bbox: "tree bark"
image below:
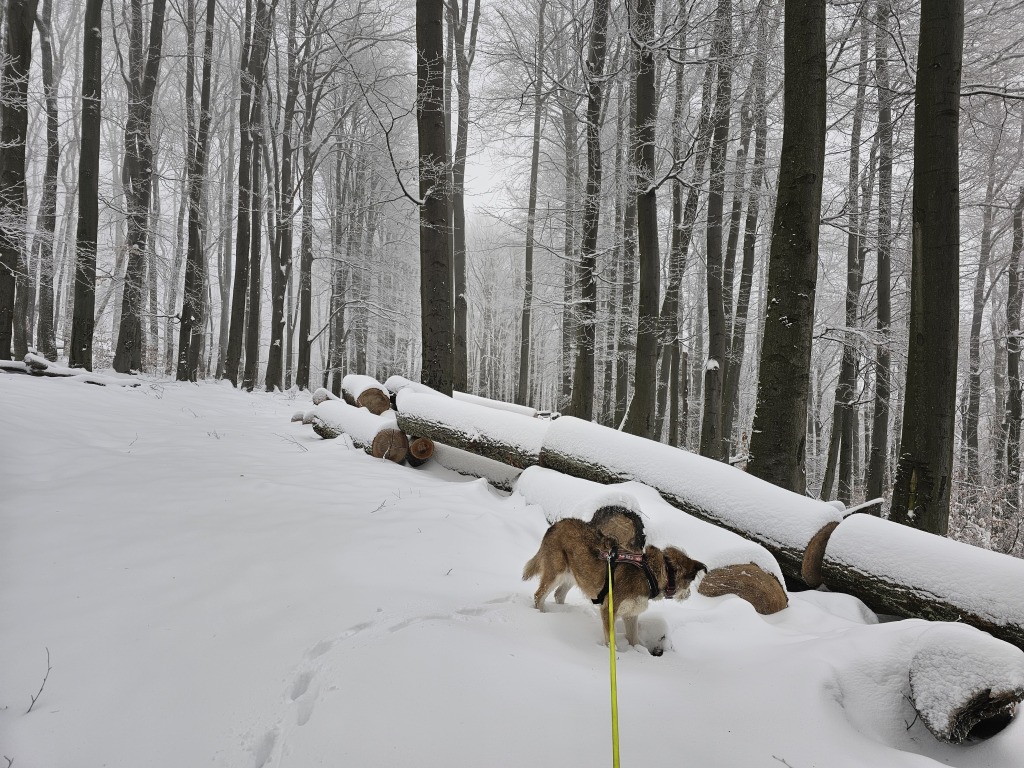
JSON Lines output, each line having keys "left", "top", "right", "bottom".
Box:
{"left": 569, "top": 0, "right": 610, "bottom": 421}
{"left": 0, "top": 0, "right": 38, "bottom": 360}
{"left": 622, "top": 0, "right": 660, "bottom": 439}
{"left": 746, "top": 0, "right": 826, "bottom": 493}
{"left": 69, "top": 0, "right": 104, "bottom": 371}
{"left": 417, "top": 0, "right": 454, "bottom": 395}
{"left": 1001, "top": 190, "right": 1024, "bottom": 551}
{"left": 889, "top": 0, "right": 964, "bottom": 534}
{"left": 176, "top": 0, "right": 216, "bottom": 381}
{"left": 32, "top": 0, "right": 58, "bottom": 361}
{"left": 866, "top": 0, "right": 893, "bottom": 501}
{"left": 517, "top": 0, "right": 544, "bottom": 406}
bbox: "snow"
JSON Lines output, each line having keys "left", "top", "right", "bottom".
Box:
{"left": 824, "top": 514, "right": 1024, "bottom": 629}
{"left": 544, "top": 416, "right": 843, "bottom": 552}
{"left": 453, "top": 390, "right": 538, "bottom": 418}
{"left": 341, "top": 373, "right": 389, "bottom": 401}
{"left": 2, "top": 373, "right": 1023, "bottom": 768}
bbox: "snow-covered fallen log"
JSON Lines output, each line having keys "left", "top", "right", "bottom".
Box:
{"left": 341, "top": 374, "right": 391, "bottom": 415}
{"left": 0, "top": 354, "right": 139, "bottom": 387}
{"left": 908, "top": 622, "right": 1024, "bottom": 743}
{"left": 383, "top": 375, "right": 439, "bottom": 398}
{"left": 821, "top": 513, "right": 1024, "bottom": 651}
{"left": 433, "top": 443, "right": 525, "bottom": 491}
{"left": 514, "top": 467, "right": 789, "bottom": 614}
{"left": 311, "top": 400, "right": 407, "bottom": 463}
{"left": 394, "top": 389, "right": 549, "bottom": 470}
{"left": 539, "top": 417, "right": 843, "bottom": 586}
{"left": 453, "top": 391, "right": 538, "bottom": 418}
{"left": 311, "top": 387, "right": 338, "bottom": 405}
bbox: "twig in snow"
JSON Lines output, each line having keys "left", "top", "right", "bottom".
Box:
{"left": 274, "top": 433, "right": 309, "bottom": 453}
{"left": 369, "top": 500, "right": 388, "bottom": 514}
{"left": 772, "top": 757, "right": 797, "bottom": 768}
{"left": 26, "top": 648, "right": 51, "bottom": 714}
{"left": 5, "top": 755, "right": 14, "bottom": 767}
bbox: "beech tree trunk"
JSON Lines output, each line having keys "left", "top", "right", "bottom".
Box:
{"left": 0, "top": 0, "right": 38, "bottom": 360}
{"left": 32, "top": 0, "right": 58, "bottom": 361}
{"left": 69, "top": 0, "right": 104, "bottom": 371}
{"left": 569, "top": 0, "right": 610, "bottom": 421}
{"left": 747, "top": 0, "right": 826, "bottom": 493}
{"left": 1001, "top": 190, "right": 1024, "bottom": 550}
{"left": 622, "top": 0, "right": 660, "bottom": 439}
{"left": 416, "top": 0, "right": 454, "bottom": 395}
{"left": 890, "top": 0, "right": 964, "bottom": 534}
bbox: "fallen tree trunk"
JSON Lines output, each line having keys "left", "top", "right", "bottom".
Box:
{"left": 540, "top": 417, "right": 842, "bottom": 586}
{"left": 394, "top": 390, "right": 548, "bottom": 470}
{"left": 342, "top": 374, "right": 392, "bottom": 415}
{"left": 908, "top": 622, "right": 1024, "bottom": 743}
{"left": 432, "top": 443, "right": 525, "bottom": 491}
{"left": 514, "top": 466, "right": 788, "bottom": 614}
{"left": 822, "top": 514, "right": 1024, "bottom": 652}
{"left": 311, "top": 400, "right": 406, "bottom": 463}
{"left": 453, "top": 390, "right": 538, "bottom": 418}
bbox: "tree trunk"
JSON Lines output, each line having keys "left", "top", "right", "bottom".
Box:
{"left": 1001, "top": 190, "right": 1024, "bottom": 551}
{"left": 518, "top": 0, "right": 544, "bottom": 406}
{"left": 69, "top": 0, "right": 104, "bottom": 371}
{"left": 866, "top": 0, "right": 893, "bottom": 501}
{"left": 416, "top": 0, "right": 454, "bottom": 395}
{"left": 746, "top": 0, "right": 827, "bottom": 493}
{"left": 700, "top": 0, "right": 733, "bottom": 460}
{"left": 112, "top": 0, "right": 167, "bottom": 373}
{"left": 622, "top": 0, "right": 660, "bottom": 439}
{"left": 569, "top": 0, "right": 610, "bottom": 421}
{"left": 176, "top": 0, "right": 216, "bottom": 381}
{"left": 32, "top": 0, "right": 58, "bottom": 361}
{"left": 889, "top": 0, "right": 964, "bottom": 535}
{"left": 0, "top": 0, "right": 38, "bottom": 360}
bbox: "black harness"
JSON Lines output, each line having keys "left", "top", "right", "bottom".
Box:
{"left": 593, "top": 547, "right": 672, "bottom": 605}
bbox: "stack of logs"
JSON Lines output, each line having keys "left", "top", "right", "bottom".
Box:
{"left": 295, "top": 372, "right": 1024, "bottom": 744}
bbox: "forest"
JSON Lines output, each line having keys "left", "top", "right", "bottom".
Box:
{"left": 0, "top": 0, "right": 1021, "bottom": 554}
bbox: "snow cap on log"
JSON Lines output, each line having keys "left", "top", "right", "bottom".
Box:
{"left": 822, "top": 513, "right": 1024, "bottom": 651}
{"left": 342, "top": 374, "right": 392, "bottom": 415}
{"left": 909, "top": 622, "right": 1024, "bottom": 743}
{"left": 514, "top": 467, "right": 788, "bottom": 613}
{"left": 539, "top": 417, "right": 842, "bottom": 585}
{"left": 453, "top": 390, "right": 538, "bottom": 418}
{"left": 432, "top": 443, "right": 525, "bottom": 491}
{"left": 311, "top": 400, "right": 399, "bottom": 451}
{"left": 395, "top": 389, "right": 549, "bottom": 469}
{"left": 311, "top": 387, "right": 338, "bottom": 405}
{"left": 384, "top": 375, "right": 441, "bottom": 397}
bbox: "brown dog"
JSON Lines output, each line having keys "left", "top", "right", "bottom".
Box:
{"left": 522, "top": 517, "right": 707, "bottom": 647}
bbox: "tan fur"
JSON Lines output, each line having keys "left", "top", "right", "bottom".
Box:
{"left": 523, "top": 518, "right": 706, "bottom": 646}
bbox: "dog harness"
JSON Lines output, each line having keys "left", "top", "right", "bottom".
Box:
{"left": 593, "top": 547, "right": 662, "bottom": 604}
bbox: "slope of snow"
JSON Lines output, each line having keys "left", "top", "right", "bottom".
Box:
{"left": 1, "top": 374, "right": 1022, "bottom": 768}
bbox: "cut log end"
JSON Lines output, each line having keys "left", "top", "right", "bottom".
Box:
{"left": 409, "top": 436, "right": 434, "bottom": 461}
{"left": 357, "top": 388, "right": 392, "bottom": 415}
{"left": 801, "top": 521, "right": 840, "bottom": 588}
{"left": 698, "top": 563, "right": 789, "bottom": 615}
{"left": 371, "top": 429, "right": 409, "bottom": 464}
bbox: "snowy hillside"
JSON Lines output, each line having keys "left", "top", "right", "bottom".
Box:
{"left": 1, "top": 374, "right": 1022, "bottom": 767}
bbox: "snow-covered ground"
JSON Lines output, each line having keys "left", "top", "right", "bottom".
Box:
{"left": 2, "top": 374, "right": 1022, "bottom": 768}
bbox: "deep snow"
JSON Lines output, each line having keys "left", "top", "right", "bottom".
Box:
{"left": 2, "top": 374, "right": 1022, "bottom": 767}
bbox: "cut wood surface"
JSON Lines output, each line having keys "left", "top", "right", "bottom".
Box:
{"left": 394, "top": 389, "right": 548, "bottom": 470}
{"left": 407, "top": 436, "right": 435, "bottom": 467}
{"left": 539, "top": 417, "right": 842, "bottom": 586}
{"left": 311, "top": 400, "right": 404, "bottom": 462}
{"left": 371, "top": 429, "right": 409, "bottom": 463}
{"left": 514, "top": 466, "right": 788, "bottom": 614}
{"left": 342, "top": 374, "right": 392, "bottom": 415}
{"left": 822, "top": 514, "right": 1024, "bottom": 651}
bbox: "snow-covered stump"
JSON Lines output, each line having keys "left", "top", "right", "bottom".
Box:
{"left": 311, "top": 400, "right": 407, "bottom": 463}
{"left": 821, "top": 514, "right": 1024, "bottom": 652}
{"left": 539, "top": 417, "right": 843, "bottom": 586}
{"left": 394, "top": 390, "right": 549, "bottom": 470}
{"left": 341, "top": 375, "right": 392, "bottom": 415}
{"left": 908, "top": 622, "right": 1024, "bottom": 743}
{"left": 514, "top": 467, "right": 789, "bottom": 614}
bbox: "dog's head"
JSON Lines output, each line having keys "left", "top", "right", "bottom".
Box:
{"left": 662, "top": 547, "right": 708, "bottom": 600}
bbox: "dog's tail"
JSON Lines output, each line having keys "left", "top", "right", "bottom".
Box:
{"left": 522, "top": 552, "right": 542, "bottom": 581}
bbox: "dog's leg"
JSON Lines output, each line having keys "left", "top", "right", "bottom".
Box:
{"left": 601, "top": 601, "right": 613, "bottom": 646}
{"left": 553, "top": 575, "right": 572, "bottom": 605}
{"left": 533, "top": 572, "right": 557, "bottom": 611}
{"left": 623, "top": 615, "right": 640, "bottom": 646}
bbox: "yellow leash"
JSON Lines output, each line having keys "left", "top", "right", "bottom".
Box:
{"left": 607, "top": 558, "right": 621, "bottom": 768}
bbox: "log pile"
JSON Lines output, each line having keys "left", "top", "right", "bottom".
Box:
{"left": 342, "top": 374, "right": 392, "bottom": 415}
{"left": 311, "top": 399, "right": 407, "bottom": 463}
